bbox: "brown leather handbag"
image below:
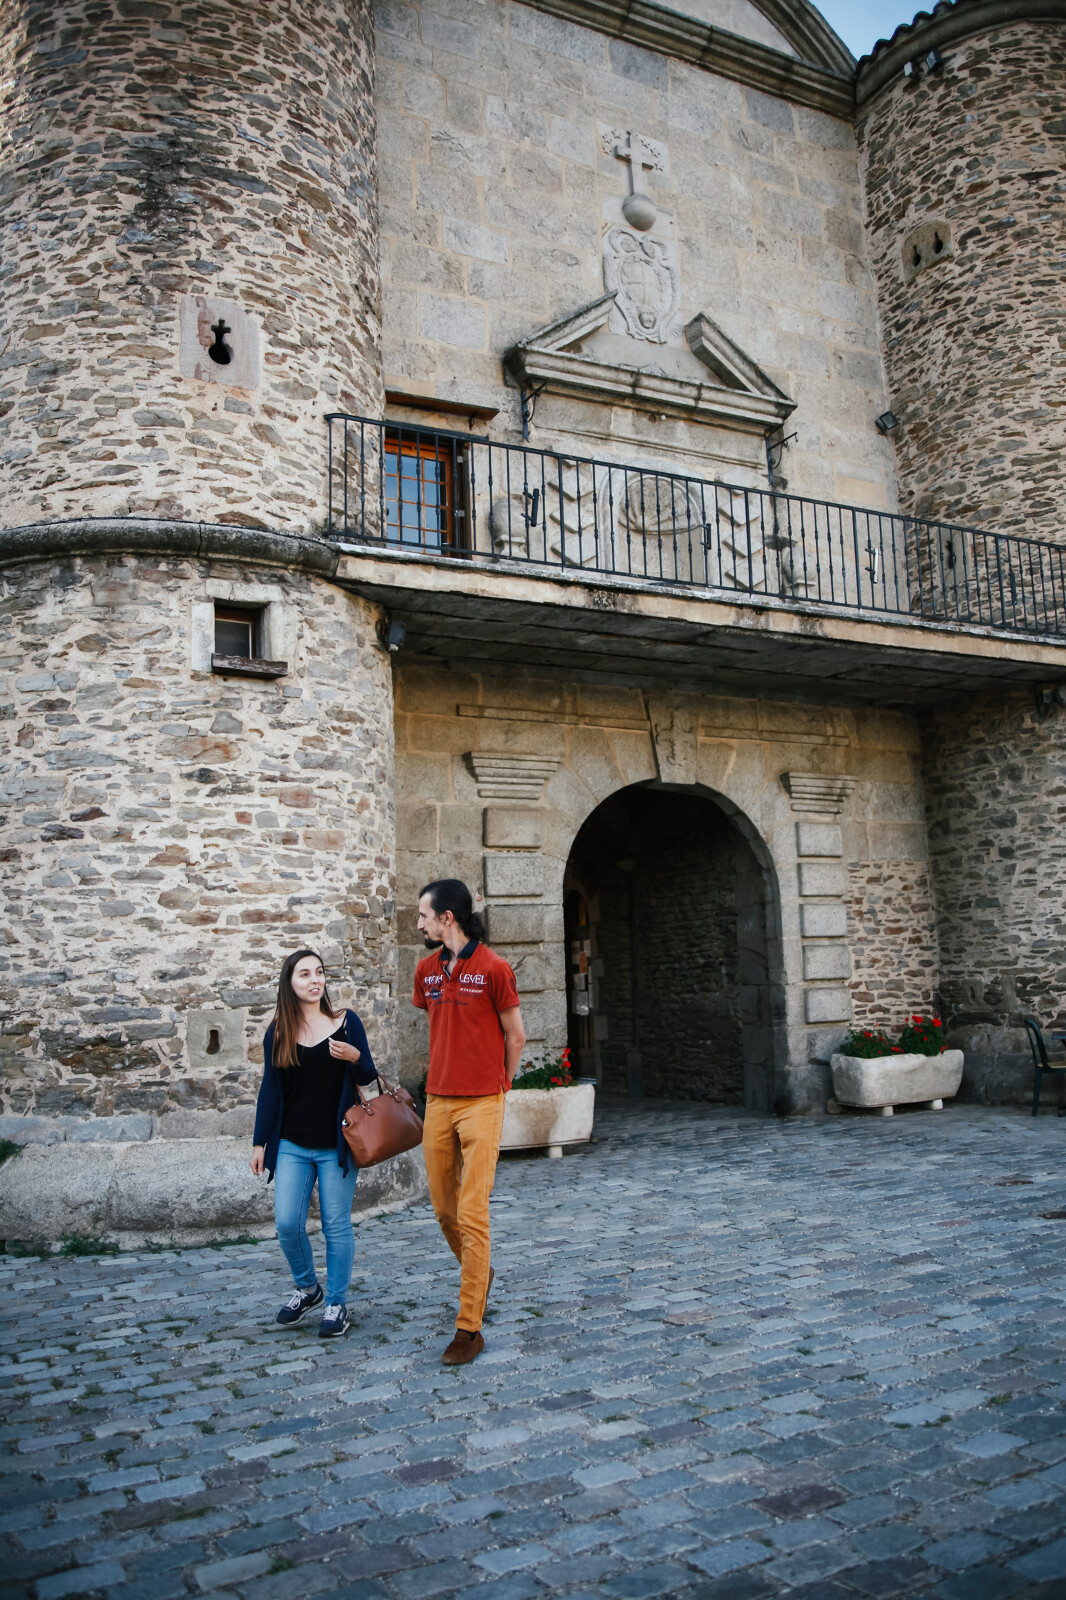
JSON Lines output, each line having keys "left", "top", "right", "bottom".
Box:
{"left": 340, "top": 1077, "right": 423, "bottom": 1168}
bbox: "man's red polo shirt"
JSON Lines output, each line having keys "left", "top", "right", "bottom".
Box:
{"left": 412, "top": 939, "right": 520, "bottom": 1096}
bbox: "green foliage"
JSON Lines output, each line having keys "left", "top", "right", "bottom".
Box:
{"left": 59, "top": 1234, "right": 120, "bottom": 1257}
{"left": 841, "top": 1014, "right": 947, "bottom": 1058}
{"left": 839, "top": 1028, "right": 900, "bottom": 1058}
{"left": 1, "top": 1239, "right": 51, "bottom": 1259}
{"left": 511, "top": 1046, "right": 574, "bottom": 1090}
{"left": 896, "top": 1015, "right": 947, "bottom": 1056}
{"left": 0, "top": 1138, "right": 22, "bottom": 1166}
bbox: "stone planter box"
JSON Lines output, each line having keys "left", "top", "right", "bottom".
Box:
{"left": 829, "top": 1049, "right": 964, "bottom": 1116}
{"left": 500, "top": 1082, "right": 595, "bottom": 1157}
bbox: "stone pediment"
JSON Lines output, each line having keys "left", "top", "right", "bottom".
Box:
{"left": 505, "top": 295, "right": 795, "bottom": 436}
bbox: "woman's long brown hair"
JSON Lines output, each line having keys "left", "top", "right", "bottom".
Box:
{"left": 272, "top": 948, "right": 340, "bottom": 1069}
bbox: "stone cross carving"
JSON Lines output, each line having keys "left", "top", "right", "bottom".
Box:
{"left": 599, "top": 125, "right": 667, "bottom": 232}
{"left": 600, "top": 125, "right": 666, "bottom": 177}
{"left": 614, "top": 131, "right": 658, "bottom": 191}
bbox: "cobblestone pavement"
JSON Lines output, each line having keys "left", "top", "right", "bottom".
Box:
{"left": 4, "top": 1102, "right": 1066, "bottom": 1600}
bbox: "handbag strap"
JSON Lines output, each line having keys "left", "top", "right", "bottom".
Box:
{"left": 343, "top": 1071, "right": 391, "bottom": 1123}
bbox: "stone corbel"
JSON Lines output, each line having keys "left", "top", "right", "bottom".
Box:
{"left": 467, "top": 751, "right": 561, "bottom": 801}
{"left": 781, "top": 773, "right": 856, "bottom": 815}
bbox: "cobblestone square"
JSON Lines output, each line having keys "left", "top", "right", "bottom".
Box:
{"left": 4, "top": 1103, "right": 1066, "bottom": 1600}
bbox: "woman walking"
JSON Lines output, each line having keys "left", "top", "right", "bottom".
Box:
{"left": 251, "top": 948, "right": 379, "bottom": 1337}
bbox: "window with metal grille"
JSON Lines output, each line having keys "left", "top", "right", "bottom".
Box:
{"left": 383, "top": 429, "right": 467, "bottom": 553}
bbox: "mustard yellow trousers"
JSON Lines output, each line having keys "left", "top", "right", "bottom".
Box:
{"left": 422, "top": 1091, "right": 506, "bottom": 1333}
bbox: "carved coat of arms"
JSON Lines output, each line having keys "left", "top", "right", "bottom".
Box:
{"left": 603, "top": 225, "right": 682, "bottom": 346}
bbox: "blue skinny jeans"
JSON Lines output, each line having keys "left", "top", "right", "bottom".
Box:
{"left": 273, "top": 1138, "right": 358, "bottom": 1306}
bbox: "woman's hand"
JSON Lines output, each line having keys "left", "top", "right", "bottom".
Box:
{"left": 329, "top": 1039, "right": 362, "bottom": 1064}
{"left": 250, "top": 1146, "right": 265, "bottom": 1176}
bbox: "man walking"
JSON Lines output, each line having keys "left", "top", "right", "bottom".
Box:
{"left": 414, "top": 878, "right": 525, "bottom": 1365}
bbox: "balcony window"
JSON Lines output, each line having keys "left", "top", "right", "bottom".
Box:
{"left": 384, "top": 429, "right": 467, "bottom": 553}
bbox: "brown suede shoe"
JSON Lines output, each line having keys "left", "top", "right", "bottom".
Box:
{"left": 442, "top": 1329, "right": 484, "bottom": 1366}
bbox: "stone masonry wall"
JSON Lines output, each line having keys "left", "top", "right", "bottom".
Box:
{"left": 921, "top": 687, "right": 1066, "bottom": 1103}
{"left": 375, "top": 0, "right": 898, "bottom": 506}
{"left": 0, "top": 553, "right": 396, "bottom": 1121}
{"left": 858, "top": 22, "right": 1066, "bottom": 538}
{"left": 0, "top": 0, "right": 381, "bottom": 533}
{"left": 845, "top": 859, "right": 939, "bottom": 1031}
{"left": 843, "top": 716, "right": 937, "bottom": 1035}
{"left": 394, "top": 660, "right": 937, "bottom": 1105}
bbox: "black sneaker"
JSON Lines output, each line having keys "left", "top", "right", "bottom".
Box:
{"left": 276, "top": 1284, "right": 323, "bottom": 1326}
{"left": 319, "top": 1303, "right": 350, "bottom": 1339}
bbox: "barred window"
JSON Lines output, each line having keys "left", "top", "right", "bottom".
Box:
{"left": 383, "top": 429, "right": 468, "bottom": 553}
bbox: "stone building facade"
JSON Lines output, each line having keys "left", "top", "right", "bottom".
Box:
{"left": 1, "top": 0, "right": 1065, "bottom": 1237}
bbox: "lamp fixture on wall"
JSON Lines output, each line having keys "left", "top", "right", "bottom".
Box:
{"left": 903, "top": 49, "right": 944, "bottom": 83}
{"left": 875, "top": 411, "right": 899, "bottom": 435}
{"left": 1035, "top": 683, "right": 1066, "bottom": 719}
{"left": 378, "top": 616, "right": 406, "bottom": 653}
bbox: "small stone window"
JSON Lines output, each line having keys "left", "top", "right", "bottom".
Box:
{"left": 211, "top": 603, "right": 287, "bottom": 679}
{"left": 214, "top": 604, "right": 260, "bottom": 659}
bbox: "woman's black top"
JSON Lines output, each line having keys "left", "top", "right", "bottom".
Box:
{"left": 280, "top": 1022, "right": 348, "bottom": 1150}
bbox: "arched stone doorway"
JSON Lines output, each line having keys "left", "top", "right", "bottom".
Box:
{"left": 563, "top": 783, "right": 783, "bottom": 1110}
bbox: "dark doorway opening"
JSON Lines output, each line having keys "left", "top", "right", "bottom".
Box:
{"left": 563, "top": 784, "right": 780, "bottom": 1107}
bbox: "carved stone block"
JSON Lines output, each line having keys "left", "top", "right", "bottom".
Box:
{"left": 186, "top": 1008, "right": 246, "bottom": 1074}
{"left": 483, "top": 853, "right": 544, "bottom": 898}
{"left": 798, "top": 861, "right": 848, "bottom": 898}
{"left": 483, "top": 806, "right": 542, "bottom": 849}
{"left": 796, "top": 821, "right": 844, "bottom": 858}
{"left": 179, "top": 295, "right": 260, "bottom": 389}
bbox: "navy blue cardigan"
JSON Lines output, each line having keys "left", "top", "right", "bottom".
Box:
{"left": 253, "top": 1010, "right": 379, "bottom": 1181}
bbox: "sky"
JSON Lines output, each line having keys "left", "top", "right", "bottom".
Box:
{"left": 813, "top": 0, "right": 918, "bottom": 59}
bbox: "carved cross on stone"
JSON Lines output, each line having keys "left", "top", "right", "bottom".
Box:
{"left": 614, "top": 131, "right": 658, "bottom": 193}
{"left": 611, "top": 130, "right": 653, "bottom": 183}
{"left": 603, "top": 127, "right": 664, "bottom": 231}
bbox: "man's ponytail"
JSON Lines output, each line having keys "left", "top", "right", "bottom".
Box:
{"left": 419, "top": 878, "right": 484, "bottom": 941}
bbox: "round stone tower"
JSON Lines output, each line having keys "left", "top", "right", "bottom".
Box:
{"left": 0, "top": 0, "right": 381, "bottom": 530}
{"left": 856, "top": 5, "right": 1066, "bottom": 540}
{"left": 858, "top": 5, "right": 1066, "bottom": 1107}
{"left": 0, "top": 0, "right": 400, "bottom": 1225}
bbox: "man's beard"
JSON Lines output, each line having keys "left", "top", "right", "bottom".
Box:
{"left": 423, "top": 936, "right": 444, "bottom": 950}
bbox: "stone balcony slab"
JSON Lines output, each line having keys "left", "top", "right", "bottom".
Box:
{"left": 336, "top": 547, "right": 1066, "bottom": 708}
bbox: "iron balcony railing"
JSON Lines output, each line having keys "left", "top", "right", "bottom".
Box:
{"left": 325, "top": 414, "right": 1066, "bottom": 638}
